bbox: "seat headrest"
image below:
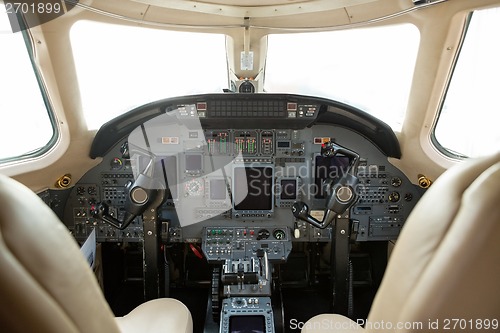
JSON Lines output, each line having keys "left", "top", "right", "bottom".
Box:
{"left": 0, "top": 174, "right": 120, "bottom": 333}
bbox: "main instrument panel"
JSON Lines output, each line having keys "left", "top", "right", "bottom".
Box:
{"left": 61, "top": 94, "right": 424, "bottom": 245}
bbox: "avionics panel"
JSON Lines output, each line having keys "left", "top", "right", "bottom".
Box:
{"left": 64, "top": 122, "right": 424, "bottom": 243}
{"left": 260, "top": 130, "right": 274, "bottom": 155}
{"left": 185, "top": 154, "right": 203, "bottom": 174}
{"left": 275, "top": 177, "right": 301, "bottom": 208}
{"left": 220, "top": 297, "right": 274, "bottom": 333}
{"left": 202, "top": 227, "right": 292, "bottom": 263}
{"left": 234, "top": 131, "right": 258, "bottom": 155}
{"left": 229, "top": 315, "right": 266, "bottom": 333}
{"left": 233, "top": 164, "right": 274, "bottom": 219}
{"left": 206, "top": 131, "right": 230, "bottom": 155}
{"left": 208, "top": 178, "right": 229, "bottom": 201}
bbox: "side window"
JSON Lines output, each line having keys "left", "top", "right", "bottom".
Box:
{"left": 434, "top": 7, "right": 500, "bottom": 158}
{"left": 0, "top": 10, "right": 55, "bottom": 162}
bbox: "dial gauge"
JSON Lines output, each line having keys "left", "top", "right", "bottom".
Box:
{"left": 257, "top": 229, "right": 270, "bottom": 240}
{"left": 273, "top": 229, "right": 286, "bottom": 240}
{"left": 391, "top": 177, "right": 402, "bottom": 187}
{"left": 110, "top": 157, "right": 123, "bottom": 170}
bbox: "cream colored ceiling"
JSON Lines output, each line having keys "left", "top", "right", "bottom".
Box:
{"left": 130, "top": 0, "right": 377, "bottom": 18}
{"left": 196, "top": 0, "right": 309, "bottom": 5}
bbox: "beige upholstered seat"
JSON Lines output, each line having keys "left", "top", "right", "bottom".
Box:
{"left": 303, "top": 153, "right": 500, "bottom": 333}
{"left": 0, "top": 174, "right": 192, "bottom": 333}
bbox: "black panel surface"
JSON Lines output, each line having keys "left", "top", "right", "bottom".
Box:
{"left": 90, "top": 94, "right": 400, "bottom": 159}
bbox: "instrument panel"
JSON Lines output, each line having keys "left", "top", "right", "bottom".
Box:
{"left": 51, "top": 94, "right": 426, "bottom": 329}
{"left": 63, "top": 110, "right": 424, "bottom": 244}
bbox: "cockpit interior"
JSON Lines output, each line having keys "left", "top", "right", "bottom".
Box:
{"left": 0, "top": 1, "right": 499, "bottom": 332}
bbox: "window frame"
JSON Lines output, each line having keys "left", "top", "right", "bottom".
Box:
{"left": 431, "top": 9, "right": 500, "bottom": 159}
{"left": 0, "top": 12, "right": 58, "bottom": 164}
{"left": 430, "top": 12, "right": 472, "bottom": 159}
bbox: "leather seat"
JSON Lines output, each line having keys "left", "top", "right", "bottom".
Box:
{"left": 303, "top": 153, "right": 500, "bottom": 333}
{"left": 0, "top": 174, "right": 193, "bottom": 333}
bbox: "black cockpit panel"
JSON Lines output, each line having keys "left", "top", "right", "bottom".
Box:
{"left": 66, "top": 94, "right": 422, "bottom": 245}
{"left": 90, "top": 94, "right": 401, "bottom": 159}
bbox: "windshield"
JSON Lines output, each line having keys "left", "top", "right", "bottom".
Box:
{"left": 71, "top": 20, "right": 229, "bottom": 130}
{"left": 265, "top": 24, "right": 420, "bottom": 131}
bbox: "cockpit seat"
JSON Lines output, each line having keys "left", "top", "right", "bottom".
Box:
{"left": 302, "top": 153, "right": 500, "bottom": 332}
{"left": 0, "top": 174, "right": 192, "bottom": 333}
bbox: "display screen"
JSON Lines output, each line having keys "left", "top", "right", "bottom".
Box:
{"left": 234, "top": 166, "right": 273, "bottom": 211}
{"left": 280, "top": 179, "right": 297, "bottom": 200}
{"left": 314, "top": 155, "right": 350, "bottom": 199}
{"left": 229, "top": 315, "right": 266, "bottom": 333}
{"left": 277, "top": 141, "right": 290, "bottom": 148}
{"left": 185, "top": 154, "right": 202, "bottom": 171}
{"left": 210, "top": 179, "right": 227, "bottom": 200}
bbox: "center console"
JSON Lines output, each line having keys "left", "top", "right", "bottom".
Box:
{"left": 202, "top": 226, "right": 292, "bottom": 333}
{"left": 220, "top": 297, "right": 274, "bottom": 333}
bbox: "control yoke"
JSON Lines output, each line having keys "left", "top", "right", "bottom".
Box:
{"left": 92, "top": 159, "right": 167, "bottom": 229}
{"left": 292, "top": 141, "right": 359, "bottom": 229}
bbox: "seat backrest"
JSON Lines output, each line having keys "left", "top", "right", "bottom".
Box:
{"left": 366, "top": 153, "right": 500, "bottom": 331}
{"left": 0, "top": 174, "right": 121, "bottom": 333}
